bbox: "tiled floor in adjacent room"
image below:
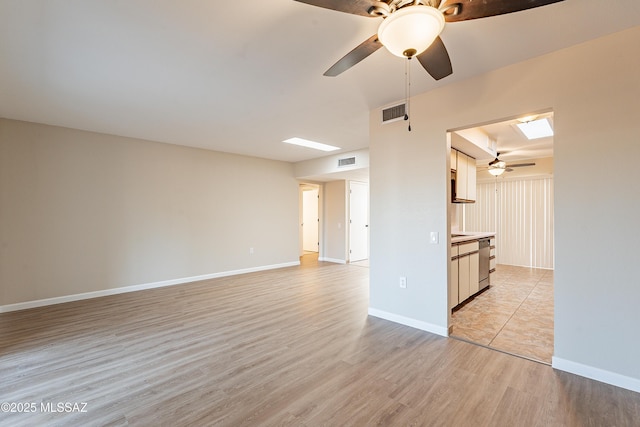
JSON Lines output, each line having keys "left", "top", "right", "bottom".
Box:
{"left": 451, "top": 264, "right": 554, "bottom": 364}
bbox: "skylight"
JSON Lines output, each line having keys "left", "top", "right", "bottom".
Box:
{"left": 516, "top": 118, "right": 554, "bottom": 140}
{"left": 283, "top": 137, "right": 340, "bottom": 152}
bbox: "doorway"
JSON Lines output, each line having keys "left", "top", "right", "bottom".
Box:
{"left": 449, "top": 112, "right": 555, "bottom": 364}
{"left": 349, "top": 181, "right": 369, "bottom": 263}
{"left": 300, "top": 185, "right": 319, "bottom": 255}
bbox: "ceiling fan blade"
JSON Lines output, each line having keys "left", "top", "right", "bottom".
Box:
{"left": 416, "top": 36, "right": 452, "bottom": 80}
{"left": 444, "top": 0, "right": 565, "bottom": 22}
{"left": 323, "top": 34, "right": 382, "bottom": 76}
{"left": 293, "top": 0, "right": 378, "bottom": 17}
{"left": 506, "top": 162, "right": 536, "bottom": 168}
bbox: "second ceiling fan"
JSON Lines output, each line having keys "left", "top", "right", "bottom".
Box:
{"left": 486, "top": 153, "right": 535, "bottom": 176}
{"left": 295, "top": 0, "right": 565, "bottom": 79}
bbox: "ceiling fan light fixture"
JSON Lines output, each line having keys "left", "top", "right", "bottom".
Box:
{"left": 488, "top": 166, "right": 506, "bottom": 176}
{"left": 377, "top": 6, "right": 445, "bottom": 58}
{"left": 488, "top": 156, "right": 506, "bottom": 175}
{"left": 488, "top": 158, "right": 506, "bottom": 168}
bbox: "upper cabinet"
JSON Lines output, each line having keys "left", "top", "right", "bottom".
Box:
{"left": 457, "top": 150, "right": 468, "bottom": 200}
{"left": 466, "top": 152, "right": 476, "bottom": 201}
{"left": 452, "top": 149, "right": 476, "bottom": 203}
{"left": 450, "top": 149, "right": 457, "bottom": 171}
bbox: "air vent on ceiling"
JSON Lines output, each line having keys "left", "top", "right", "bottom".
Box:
{"left": 338, "top": 157, "right": 356, "bottom": 167}
{"left": 382, "top": 103, "right": 406, "bottom": 124}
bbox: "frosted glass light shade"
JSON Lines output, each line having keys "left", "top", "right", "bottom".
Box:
{"left": 488, "top": 166, "right": 506, "bottom": 176}
{"left": 377, "top": 6, "right": 445, "bottom": 58}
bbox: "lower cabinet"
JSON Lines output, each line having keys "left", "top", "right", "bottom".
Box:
{"left": 449, "top": 257, "right": 459, "bottom": 310}
{"left": 451, "top": 240, "right": 480, "bottom": 308}
{"left": 489, "top": 238, "right": 496, "bottom": 273}
{"left": 469, "top": 252, "right": 479, "bottom": 295}
{"left": 458, "top": 255, "right": 470, "bottom": 302}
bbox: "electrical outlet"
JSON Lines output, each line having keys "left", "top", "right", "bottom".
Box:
{"left": 399, "top": 276, "right": 407, "bottom": 289}
{"left": 249, "top": 247, "right": 254, "bottom": 255}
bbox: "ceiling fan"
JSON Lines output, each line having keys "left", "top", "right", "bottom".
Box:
{"left": 295, "top": 0, "right": 565, "bottom": 79}
{"left": 486, "top": 153, "right": 535, "bottom": 176}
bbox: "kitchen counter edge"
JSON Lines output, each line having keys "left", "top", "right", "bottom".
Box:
{"left": 451, "top": 232, "right": 496, "bottom": 244}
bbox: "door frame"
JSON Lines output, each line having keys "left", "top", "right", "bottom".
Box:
{"left": 298, "top": 183, "right": 323, "bottom": 257}
{"left": 348, "top": 180, "right": 369, "bottom": 262}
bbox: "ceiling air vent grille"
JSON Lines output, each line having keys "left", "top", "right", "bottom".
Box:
{"left": 382, "top": 103, "right": 406, "bottom": 124}
{"left": 338, "top": 157, "right": 356, "bottom": 167}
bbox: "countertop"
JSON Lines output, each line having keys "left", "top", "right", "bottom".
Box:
{"left": 451, "top": 232, "right": 496, "bottom": 244}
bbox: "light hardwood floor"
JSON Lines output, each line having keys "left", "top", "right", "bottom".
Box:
{"left": 451, "top": 265, "right": 554, "bottom": 364}
{"left": 1, "top": 257, "right": 639, "bottom": 426}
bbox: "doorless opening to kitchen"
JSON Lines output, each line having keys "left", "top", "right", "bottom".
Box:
{"left": 448, "top": 111, "right": 555, "bottom": 364}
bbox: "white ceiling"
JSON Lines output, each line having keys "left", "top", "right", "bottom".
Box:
{"left": 1, "top": 1, "right": 639, "bottom": 163}
{"left": 460, "top": 112, "right": 555, "bottom": 166}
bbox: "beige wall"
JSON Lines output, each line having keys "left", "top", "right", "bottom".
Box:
{"left": 369, "top": 27, "right": 640, "bottom": 389}
{"left": 294, "top": 149, "right": 369, "bottom": 180}
{"left": 0, "top": 119, "right": 300, "bottom": 307}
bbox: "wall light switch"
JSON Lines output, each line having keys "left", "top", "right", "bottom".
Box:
{"left": 430, "top": 232, "right": 439, "bottom": 244}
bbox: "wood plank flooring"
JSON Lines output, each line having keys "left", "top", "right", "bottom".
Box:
{"left": 451, "top": 265, "right": 554, "bottom": 363}
{"left": 1, "top": 257, "right": 639, "bottom": 426}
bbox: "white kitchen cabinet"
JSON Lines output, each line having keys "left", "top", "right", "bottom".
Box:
{"left": 459, "top": 241, "right": 479, "bottom": 256}
{"left": 467, "top": 156, "right": 477, "bottom": 201}
{"left": 457, "top": 151, "right": 468, "bottom": 201}
{"left": 489, "top": 238, "right": 496, "bottom": 273}
{"left": 450, "top": 258, "right": 459, "bottom": 310}
{"left": 451, "top": 240, "right": 480, "bottom": 307}
{"left": 469, "top": 252, "right": 479, "bottom": 295}
{"left": 452, "top": 149, "right": 476, "bottom": 202}
{"left": 458, "top": 254, "right": 470, "bottom": 303}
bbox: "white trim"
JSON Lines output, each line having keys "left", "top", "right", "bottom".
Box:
{"left": 368, "top": 307, "right": 449, "bottom": 337}
{"left": 319, "top": 257, "right": 347, "bottom": 264}
{"left": 0, "top": 261, "right": 300, "bottom": 313}
{"left": 552, "top": 357, "right": 640, "bottom": 393}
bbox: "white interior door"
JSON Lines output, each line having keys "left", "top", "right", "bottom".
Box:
{"left": 302, "top": 188, "right": 319, "bottom": 252}
{"left": 349, "top": 181, "right": 369, "bottom": 262}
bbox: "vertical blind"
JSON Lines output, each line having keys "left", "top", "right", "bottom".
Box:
{"left": 464, "top": 177, "right": 554, "bottom": 269}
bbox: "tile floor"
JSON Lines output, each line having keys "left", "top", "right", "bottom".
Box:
{"left": 450, "top": 264, "right": 554, "bottom": 364}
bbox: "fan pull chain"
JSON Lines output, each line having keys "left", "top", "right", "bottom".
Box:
{"left": 404, "top": 57, "right": 412, "bottom": 132}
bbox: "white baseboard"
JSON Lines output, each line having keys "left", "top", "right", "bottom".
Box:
{"left": 368, "top": 307, "right": 448, "bottom": 337}
{"left": 0, "top": 261, "right": 300, "bottom": 314}
{"left": 552, "top": 356, "right": 640, "bottom": 393}
{"left": 318, "top": 257, "right": 346, "bottom": 264}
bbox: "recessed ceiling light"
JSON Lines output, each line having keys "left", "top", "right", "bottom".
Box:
{"left": 516, "top": 118, "right": 554, "bottom": 140}
{"left": 283, "top": 137, "right": 340, "bottom": 152}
